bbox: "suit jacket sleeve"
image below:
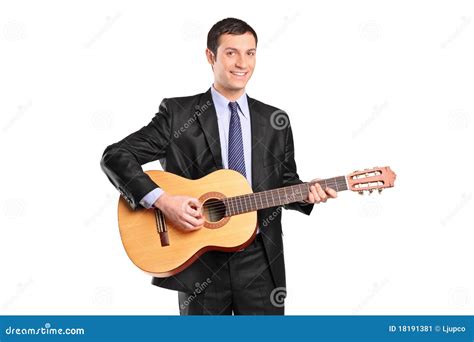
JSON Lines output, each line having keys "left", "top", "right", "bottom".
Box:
{"left": 100, "top": 99, "right": 172, "bottom": 209}
{"left": 281, "top": 122, "right": 314, "bottom": 215}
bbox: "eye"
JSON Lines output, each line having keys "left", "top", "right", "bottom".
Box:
{"left": 227, "top": 51, "right": 235, "bottom": 56}
{"left": 248, "top": 51, "right": 256, "bottom": 56}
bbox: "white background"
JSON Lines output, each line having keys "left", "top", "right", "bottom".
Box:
{"left": 1, "top": 0, "right": 473, "bottom": 315}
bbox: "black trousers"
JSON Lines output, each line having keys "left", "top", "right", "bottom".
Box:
{"left": 178, "top": 234, "right": 285, "bottom": 315}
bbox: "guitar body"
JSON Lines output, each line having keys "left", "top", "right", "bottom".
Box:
{"left": 118, "top": 169, "right": 257, "bottom": 278}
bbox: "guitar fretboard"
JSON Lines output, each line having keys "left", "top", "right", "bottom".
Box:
{"left": 223, "top": 176, "right": 348, "bottom": 216}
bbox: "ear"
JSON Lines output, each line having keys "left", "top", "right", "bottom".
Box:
{"left": 205, "top": 48, "right": 215, "bottom": 66}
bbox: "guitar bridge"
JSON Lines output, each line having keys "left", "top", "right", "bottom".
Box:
{"left": 154, "top": 209, "right": 169, "bottom": 247}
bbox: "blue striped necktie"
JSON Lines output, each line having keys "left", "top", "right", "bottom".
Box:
{"left": 228, "top": 101, "right": 246, "bottom": 177}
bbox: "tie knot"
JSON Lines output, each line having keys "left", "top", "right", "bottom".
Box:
{"left": 228, "top": 101, "right": 238, "bottom": 114}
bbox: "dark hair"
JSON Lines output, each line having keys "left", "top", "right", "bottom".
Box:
{"left": 207, "top": 18, "right": 258, "bottom": 56}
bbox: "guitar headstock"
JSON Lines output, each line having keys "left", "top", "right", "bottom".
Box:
{"left": 347, "top": 166, "right": 396, "bottom": 194}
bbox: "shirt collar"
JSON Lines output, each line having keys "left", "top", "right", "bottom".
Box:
{"left": 211, "top": 84, "right": 249, "bottom": 118}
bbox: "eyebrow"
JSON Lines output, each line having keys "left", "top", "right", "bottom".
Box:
{"left": 224, "top": 47, "right": 257, "bottom": 52}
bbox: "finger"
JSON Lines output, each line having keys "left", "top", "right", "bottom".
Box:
{"left": 186, "top": 223, "right": 202, "bottom": 231}
{"left": 180, "top": 221, "right": 201, "bottom": 232}
{"left": 186, "top": 205, "right": 202, "bottom": 218}
{"left": 188, "top": 198, "right": 204, "bottom": 218}
{"left": 183, "top": 215, "right": 204, "bottom": 228}
{"left": 315, "top": 184, "right": 327, "bottom": 202}
{"left": 326, "top": 187, "right": 337, "bottom": 198}
{"left": 310, "top": 185, "right": 321, "bottom": 203}
{"left": 188, "top": 198, "right": 202, "bottom": 210}
{"left": 183, "top": 214, "right": 204, "bottom": 228}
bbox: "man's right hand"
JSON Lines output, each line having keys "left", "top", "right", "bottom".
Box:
{"left": 153, "top": 193, "right": 204, "bottom": 232}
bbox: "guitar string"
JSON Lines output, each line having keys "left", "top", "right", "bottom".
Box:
{"left": 199, "top": 180, "right": 348, "bottom": 212}
{"left": 157, "top": 173, "right": 380, "bottom": 217}
{"left": 199, "top": 179, "right": 348, "bottom": 211}
{"left": 199, "top": 180, "right": 348, "bottom": 216}
{"left": 163, "top": 179, "right": 347, "bottom": 217}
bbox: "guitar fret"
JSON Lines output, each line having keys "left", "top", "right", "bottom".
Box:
{"left": 297, "top": 183, "right": 305, "bottom": 202}
{"left": 232, "top": 197, "right": 237, "bottom": 215}
{"left": 228, "top": 198, "right": 233, "bottom": 216}
{"left": 284, "top": 187, "right": 292, "bottom": 203}
{"left": 225, "top": 175, "right": 349, "bottom": 216}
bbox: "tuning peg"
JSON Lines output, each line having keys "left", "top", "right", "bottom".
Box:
{"left": 358, "top": 191, "right": 364, "bottom": 195}
{"left": 378, "top": 189, "right": 383, "bottom": 194}
{"left": 369, "top": 189, "right": 373, "bottom": 195}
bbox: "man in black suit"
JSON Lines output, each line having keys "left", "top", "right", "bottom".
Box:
{"left": 101, "top": 18, "right": 337, "bottom": 315}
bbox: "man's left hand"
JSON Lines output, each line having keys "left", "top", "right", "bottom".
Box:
{"left": 305, "top": 180, "right": 337, "bottom": 204}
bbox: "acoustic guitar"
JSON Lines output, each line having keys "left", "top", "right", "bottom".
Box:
{"left": 117, "top": 166, "right": 396, "bottom": 277}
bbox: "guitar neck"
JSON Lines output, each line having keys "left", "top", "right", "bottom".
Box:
{"left": 223, "top": 176, "right": 348, "bottom": 217}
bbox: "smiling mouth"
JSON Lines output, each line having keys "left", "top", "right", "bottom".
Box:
{"left": 230, "top": 71, "right": 248, "bottom": 77}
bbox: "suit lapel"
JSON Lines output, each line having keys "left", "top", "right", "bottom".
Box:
{"left": 196, "top": 90, "right": 266, "bottom": 189}
{"left": 196, "top": 89, "right": 223, "bottom": 169}
{"left": 248, "top": 96, "right": 266, "bottom": 192}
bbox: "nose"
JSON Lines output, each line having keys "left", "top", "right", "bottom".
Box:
{"left": 235, "top": 55, "right": 248, "bottom": 69}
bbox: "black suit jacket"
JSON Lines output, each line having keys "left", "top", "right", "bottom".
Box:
{"left": 101, "top": 89, "right": 313, "bottom": 293}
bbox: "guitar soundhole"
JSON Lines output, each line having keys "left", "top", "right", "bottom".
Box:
{"left": 202, "top": 198, "right": 226, "bottom": 223}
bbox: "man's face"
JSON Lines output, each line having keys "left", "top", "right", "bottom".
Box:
{"left": 207, "top": 32, "right": 256, "bottom": 94}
